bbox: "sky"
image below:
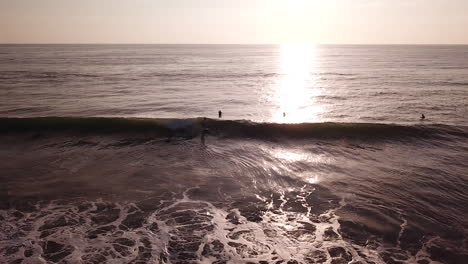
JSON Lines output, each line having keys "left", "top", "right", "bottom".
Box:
{"left": 1, "top": 0, "right": 467, "bottom": 44}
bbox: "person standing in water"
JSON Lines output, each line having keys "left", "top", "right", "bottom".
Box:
{"left": 201, "top": 117, "right": 209, "bottom": 145}
{"left": 218, "top": 110, "right": 222, "bottom": 118}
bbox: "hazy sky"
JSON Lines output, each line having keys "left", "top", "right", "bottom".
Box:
{"left": 1, "top": 0, "right": 467, "bottom": 44}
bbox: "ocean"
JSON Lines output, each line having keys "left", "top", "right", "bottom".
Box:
{"left": 0, "top": 45, "right": 467, "bottom": 264}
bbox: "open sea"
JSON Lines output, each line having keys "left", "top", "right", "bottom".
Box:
{"left": 0, "top": 45, "right": 467, "bottom": 264}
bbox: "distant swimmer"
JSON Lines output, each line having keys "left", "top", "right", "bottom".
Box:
{"left": 283, "top": 112, "right": 286, "bottom": 117}
{"left": 218, "top": 110, "right": 222, "bottom": 118}
{"left": 421, "top": 113, "right": 425, "bottom": 120}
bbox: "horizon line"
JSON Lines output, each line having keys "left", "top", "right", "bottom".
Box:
{"left": 1, "top": 43, "right": 468, "bottom": 46}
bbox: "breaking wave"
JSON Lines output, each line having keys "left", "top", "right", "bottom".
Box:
{"left": 1, "top": 117, "right": 467, "bottom": 263}
{"left": 1, "top": 117, "right": 467, "bottom": 142}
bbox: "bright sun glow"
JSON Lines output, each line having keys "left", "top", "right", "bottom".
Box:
{"left": 275, "top": 0, "right": 314, "bottom": 15}
{"left": 271, "top": 44, "right": 323, "bottom": 123}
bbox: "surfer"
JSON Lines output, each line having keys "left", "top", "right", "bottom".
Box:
{"left": 201, "top": 117, "right": 209, "bottom": 145}
{"left": 218, "top": 110, "right": 222, "bottom": 118}
{"left": 421, "top": 113, "right": 425, "bottom": 120}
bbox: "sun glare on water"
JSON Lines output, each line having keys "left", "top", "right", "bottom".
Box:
{"left": 265, "top": 146, "right": 335, "bottom": 186}
{"left": 271, "top": 44, "right": 323, "bottom": 123}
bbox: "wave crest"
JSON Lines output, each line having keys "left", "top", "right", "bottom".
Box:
{"left": 0, "top": 117, "right": 466, "bottom": 141}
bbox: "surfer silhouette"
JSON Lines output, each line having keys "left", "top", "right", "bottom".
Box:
{"left": 201, "top": 117, "right": 209, "bottom": 145}
{"left": 218, "top": 110, "right": 222, "bottom": 118}
{"left": 421, "top": 113, "right": 425, "bottom": 120}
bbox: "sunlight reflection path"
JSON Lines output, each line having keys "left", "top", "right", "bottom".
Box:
{"left": 271, "top": 44, "right": 324, "bottom": 123}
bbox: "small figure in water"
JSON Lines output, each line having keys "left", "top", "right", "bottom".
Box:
{"left": 201, "top": 117, "right": 209, "bottom": 145}
{"left": 421, "top": 113, "right": 425, "bottom": 120}
{"left": 283, "top": 112, "right": 286, "bottom": 118}
{"left": 218, "top": 110, "right": 222, "bottom": 118}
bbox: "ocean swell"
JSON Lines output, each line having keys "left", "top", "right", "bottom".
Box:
{"left": 1, "top": 117, "right": 467, "bottom": 142}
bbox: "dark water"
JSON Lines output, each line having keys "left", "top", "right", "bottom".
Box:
{"left": 0, "top": 45, "right": 468, "bottom": 264}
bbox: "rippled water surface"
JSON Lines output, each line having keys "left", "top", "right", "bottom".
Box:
{"left": 1, "top": 44, "right": 467, "bottom": 124}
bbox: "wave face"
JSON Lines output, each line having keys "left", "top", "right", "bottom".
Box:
{"left": 1, "top": 117, "right": 467, "bottom": 142}
{"left": 1, "top": 117, "right": 468, "bottom": 263}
